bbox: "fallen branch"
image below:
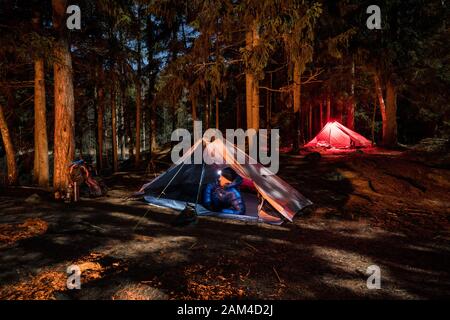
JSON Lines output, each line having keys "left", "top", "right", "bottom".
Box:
{"left": 242, "top": 241, "right": 259, "bottom": 252}
{"left": 383, "top": 172, "right": 427, "bottom": 192}
{"left": 80, "top": 222, "right": 106, "bottom": 232}
{"left": 351, "top": 192, "right": 373, "bottom": 203}
{"left": 272, "top": 266, "right": 282, "bottom": 283}
{"left": 368, "top": 179, "right": 378, "bottom": 193}
{"left": 189, "top": 242, "right": 197, "bottom": 249}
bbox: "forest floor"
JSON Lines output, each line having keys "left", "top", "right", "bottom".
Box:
{"left": 1, "top": 148, "right": 450, "bottom": 300}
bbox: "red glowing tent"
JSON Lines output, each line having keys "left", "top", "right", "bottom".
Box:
{"left": 305, "top": 121, "right": 372, "bottom": 149}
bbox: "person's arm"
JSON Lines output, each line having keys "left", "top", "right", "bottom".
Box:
{"left": 221, "top": 189, "right": 245, "bottom": 215}
{"left": 202, "top": 183, "right": 213, "bottom": 209}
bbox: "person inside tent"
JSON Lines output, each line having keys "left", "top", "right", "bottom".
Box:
{"left": 203, "top": 167, "right": 246, "bottom": 215}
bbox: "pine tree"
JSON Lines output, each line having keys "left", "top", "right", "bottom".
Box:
{"left": 52, "top": 0, "right": 75, "bottom": 192}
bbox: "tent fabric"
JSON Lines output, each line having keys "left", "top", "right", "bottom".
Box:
{"left": 143, "top": 192, "right": 282, "bottom": 224}
{"left": 136, "top": 138, "right": 312, "bottom": 224}
{"left": 305, "top": 121, "right": 372, "bottom": 149}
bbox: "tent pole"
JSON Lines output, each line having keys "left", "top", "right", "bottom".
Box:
{"left": 194, "top": 162, "right": 205, "bottom": 210}
{"left": 194, "top": 140, "right": 205, "bottom": 207}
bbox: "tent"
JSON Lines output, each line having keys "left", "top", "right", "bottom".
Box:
{"left": 305, "top": 121, "right": 372, "bottom": 149}
{"left": 135, "top": 138, "right": 312, "bottom": 224}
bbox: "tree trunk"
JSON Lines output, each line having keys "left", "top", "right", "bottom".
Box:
{"left": 135, "top": 77, "right": 141, "bottom": 166}
{"left": 208, "top": 93, "right": 212, "bottom": 129}
{"left": 215, "top": 96, "right": 219, "bottom": 129}
{"left": 292, "top": 61, "right": 301, "bottom": 152}
{"left": 117, "top": 96, "right": 122, "bottom": 159}
{"left": 150, "top": 103, "right": 157, "bottom": 152}
{"left": 319, "top": 99, "right": 324, "bottom": 128}
{"left": 245, "top": 21, "right": 260, "bottom": 131}
{"left": 146, "top": 14, "right": 158, "bottom": 155}
{"left": 336, "top": 99, "right": 343, "bottom": 123}
{"left": 33, "top": 58, "right": 49, "bottom": 187}
{"left": 205, "top": 92, "right": 210, "bottom": 129}
{"left": 347, "top": 98, "right": 355, "bottom": 129}
{"left": 171, "top": 106, "right": 176, "bottom": 134}
{"left": 374, "top": 73, "right": 397, "bottom": 147}
{"left": 142, "top": 107, "right": 146, "bottom": 153}
{"left": 135, "top": 8, "right": 142, "bottom": 167}
{"left": 52, "top": 0, "right": 75, "bottom": 192}
{"left": 32, "top": 7, "right": 49, "bottom": 187}
{"left": 96, "top": 74, "right": 104, "bottom": 170}
{"left": 127, "top": 107, "right": 134, "bottom": 159}
{"left": 111, "top": 84, "right": 118, "bottom": 172}
{"left": 371, "top": 98, "right": 377, "bottom": 145}
{"left": 385, "top": 78, "right": 398, "bottom": 147}
{"left": 236, "top": 96, "right": 241, "bottom": 128}
{"left": 326, "top": 93, "right": 331, "bottom": 122}
{"left": 104, "top": 126, "right": 109, "bottom": 167}
{"left": 373, "top": 73, "right": 386, "bottom": 127}
{"left": 309, "top": 103, "right": 313, "bottom": 140}
{"left": 266, "top": 73, "right": 272, "bottom": 130}
{"left": 119, "top": 91, "right": 125, "bottom": 159}
{"left": 347, "top": 60, "right": 355, "bottom": 129}
{"left": 0, "top": 103, "right": 17, "bottom": 185}
{"left": 191, "top": 98, "right": 197, "bottom": 121}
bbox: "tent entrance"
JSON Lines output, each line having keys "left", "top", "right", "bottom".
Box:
{"left": 140, "top": 162, "right": 285, "bottom": 224}
{"left": 136, "top": 138, "right": 312, "bottom": 224}
{"left": 143, "top": 174, "right": 284, "bottom": 225}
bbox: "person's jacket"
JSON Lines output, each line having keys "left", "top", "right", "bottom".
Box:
{"left": 203, "top": 175, "right": 246, "bottom": 215}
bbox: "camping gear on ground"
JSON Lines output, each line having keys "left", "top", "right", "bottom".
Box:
{"left": 83, "top": 176, "right": 103, "bottom": 197}
{"left": 68, "top": 159, "right": 107, "bottom": 199}
{"left": 171, "top": 203, "right": 198, "bottom": 227}
{"left": 305, "top": 121, "right": 372, "bottom": 149}
{"left": 134, "top": 138, "right": 312, "bottom": 225}
{"left": 73, "top": 182, "right": 79, "bottom": 201}
{"left": 65, "top": 184, "right": 73, "bottom": 203}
